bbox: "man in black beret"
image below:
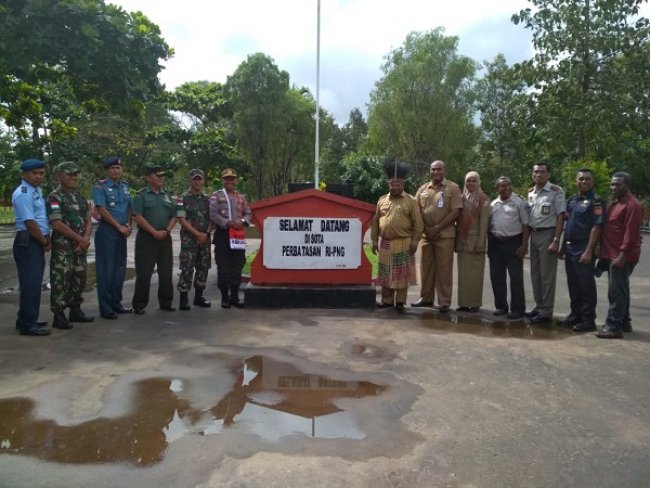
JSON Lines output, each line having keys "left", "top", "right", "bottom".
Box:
{"left": 92, "top": 156, "right": 133, "bottom": 319}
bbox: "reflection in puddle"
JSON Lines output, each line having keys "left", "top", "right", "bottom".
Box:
{"left": 0, "top": 356, "right": 386, "bottom": 466}
{"left": 419, "top": 313, "right": 572, "bottom": 340}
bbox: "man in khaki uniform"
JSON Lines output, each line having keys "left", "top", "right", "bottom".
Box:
{"left": 527, "top": 162, "right": 566, "bottom": 324}
{"left": 371, "top": 159, "right": 423, "bottom": 311}
{"left": 412, "top": 160, "right": 462, "bottom": 311}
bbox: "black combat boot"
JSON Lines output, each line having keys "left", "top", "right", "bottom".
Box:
{"left": 230, "top": 285, "right": 244, "bottom": 308}
{"left": 69, "top": 307, "right": 94, "bottom": 323}
{"left": 53, "top": 311, "right": 73, "bottom": 329}
{"left": 220, "top": 287, "right": 231, "bottom": 308}
{"left": 179, "top": 292, "right": 190, "bottom": 311}
{"left": 193, "top": 288, "right": 211, "bottom": 308}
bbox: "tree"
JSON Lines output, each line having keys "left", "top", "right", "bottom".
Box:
{"left": 165, "top": 81, "right": 238, "bottom": 180}
{"left": 475, "top": 54, "right": 533, "bottom": 187}
{"left": 511, "top": 0, "right": 650, "bottom": 168}
{"left": 367, "top": 28, "right": 479, "bottom": 183}
{"left": 225, "top": 53, "right": 318, "bottom": 199}
{"left": 319, "top": 108, "right": 368, "bottom": 184}
{"left": 0, "top": 0, "right": 172, "bottom": 158}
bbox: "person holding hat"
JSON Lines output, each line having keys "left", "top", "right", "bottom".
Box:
{"left": 12, "top": 158, "right": 51, "bottom": 336}
{"left": 92, "top": 156, "right": 133, "bottom": 319}
{"left": 46, "top": 161, "right": 94, "bottom": 329}
{"left": 176, "top": 168, "right": 213, "bottom": 310}
{"left": 371, "top": 159, "right": 423, "bottom": 311}
{"left": 131, "top": 164, "right": 177, "bottom": 314}
{"left": 209, "top": 168, "right": 252, "bottom": 308}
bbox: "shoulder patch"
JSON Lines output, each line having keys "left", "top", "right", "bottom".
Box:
{"left": 21, "top": 186, "right": 27, "bottom": 193}
{"left": 550, "top": 185, "right": 561, "bottom": 191}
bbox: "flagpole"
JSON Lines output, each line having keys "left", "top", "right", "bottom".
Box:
{"left": 314, "top": 0, "right": 321, "bottom": 189}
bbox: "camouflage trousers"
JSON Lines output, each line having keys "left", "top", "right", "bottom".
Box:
{"left": 177, "top": 232, "right": 212, "bottom": 292}
{"left": 50, "top": 243, "right": 88, "bottom": 312}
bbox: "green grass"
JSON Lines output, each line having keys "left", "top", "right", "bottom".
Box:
{"left": 243, "top": 244, "right": 378, "bottom": 278}
{"left": 0, "top": 206, "right": 14, "bottom": 224}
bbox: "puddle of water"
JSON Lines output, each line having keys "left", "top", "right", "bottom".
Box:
{"left": 419, "top": 313, "right": 572, "bottom": 340}
{"left": 0, "top": 355, "right": 386, "bottom": 467}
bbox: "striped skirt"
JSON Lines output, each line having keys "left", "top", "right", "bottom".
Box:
{"left": 377, "top": 237, "right": 416, "bottom": 289}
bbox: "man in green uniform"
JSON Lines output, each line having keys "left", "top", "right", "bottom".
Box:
{"left": 46, "top": 161, "right": 94, "bottom": 329}
{"left": 176, "top": 168, "right": 212, "bottom": 310}
{"left": 131, "top": 164, "right": 177, "bottom": 314}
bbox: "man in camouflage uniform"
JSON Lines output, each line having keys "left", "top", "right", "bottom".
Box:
{"left": 46, "top": 161, "right": 94, "bottom": 329}
{"left": 176, "top": 168, "right": 213, "bottom": 310}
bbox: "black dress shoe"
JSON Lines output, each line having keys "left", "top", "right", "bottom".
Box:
{"left": 411, "top": 299, "right": 433, "bottom": 307}
{"left": 573, "top": 322, "right": 597, "bottom": 333}
{"left": 558, "top": 315, "right": 580, "bottom": 327}
{"left": 468, "top": 307, "right": 480, "bottom": 313}
{"left": 376, "top": 302, "right": 392, "bottom": 308}
{"left": 114, "top": 306, "right": 133, "bottom": 314}
{"left": 20, "top": 326, "right": 51, "bottom": 336}
{"left": 394, "top": 303, "right": 405, "bottom": 312}
{"left": 101, "top": 312, "right": 118, "bottom": 320}
{"left": 456, "top": 306, "right": 470, "bottom": 312}
{"left": 596, "top": 329, "right": 624, "bottom": 339}
{"left": 622, "top": 322, "right": 633, "bottom": 333}
{"left": 529, "top": 315, "right": 552, "bottom": 325}
{"left": 437, "top": 305, "right": 450, "bottom": 313}
{"left": 160, "top": 305, "right": 176, "bottom": 312}
{"left": 493, "top": 309, "right": 508, "bottom": 316}
{"left": 221, "top": 299, "right": 231, "bottom": 309}
{"left": 134, "top": 308, "right": 145, "bottom": 315}
{"left": 506, "top": 311, "right": 524, "bottom": 319}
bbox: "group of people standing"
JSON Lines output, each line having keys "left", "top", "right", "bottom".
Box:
{"left": 12, "top": 157, "right": 251, "bottom": 337}
{"left": 371, "top": 159, "right": 643, "bottom": 339}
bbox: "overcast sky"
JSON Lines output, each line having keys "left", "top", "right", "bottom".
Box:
{"left": 106, "top": 1, "right": 579, "bottom": 123}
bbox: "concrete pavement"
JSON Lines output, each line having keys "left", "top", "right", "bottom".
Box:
{"left": 1, "top": 228, "right": 649, "bottom": 487}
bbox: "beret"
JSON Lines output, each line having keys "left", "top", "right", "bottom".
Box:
{"left": 20, "top": 158, "right": 45, "bottom": 171}
{"left": 102, "top": 156, "right": 121, "bottom": 168}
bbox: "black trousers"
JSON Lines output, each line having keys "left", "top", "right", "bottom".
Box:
{"left": 132, "top": 230, "right": 173, "bottom": 310}
{"left": 213, "top": 228, "right": 245, "bottom": 289}
{"left": 565, "top": 243, "right": 597, "bottom": 323}
{"left": 488, "top": 233, "right": 526, "bottom": 314}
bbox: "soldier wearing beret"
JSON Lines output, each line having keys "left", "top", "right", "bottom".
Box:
{"left": 176, "top": 168, "right": 213, "bottom": 310}
{"left": 131, "top": 164, "right": 177, "bottom": 314}
{"left": 209, "top": 168, "right": 252, "bottom": 308}
{"left": 12, "top": 158, "right": 51, "bottom": 336}
{"left": 92, "top": 156, "right": 133, "bottom": 319}
{"left": 46, "top": 161, "right": 94, "bottom": 329}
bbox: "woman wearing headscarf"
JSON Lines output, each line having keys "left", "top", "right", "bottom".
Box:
{"left": 455, "top": 171, "right": 490, "bottom": 312}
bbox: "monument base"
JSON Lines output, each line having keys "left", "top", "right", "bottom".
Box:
{"left": 244, "top": 283, "right": 376, "bottom": 309}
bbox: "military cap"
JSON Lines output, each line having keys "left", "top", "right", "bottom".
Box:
{"left": 55, "top": 161, "right": 80, "bottom": 174}
{"left": 221, "top": 168, "right": 238, "bottom": 178}
{"left": 144, "top": 163, "right": 166, "bottom": 175}
{"left": 102, "top": 156, "right": 121, "bottom": 168}
{"left": 189, "top": 168, "right": 205, "bottom": 179}
{"left": 20, "top": 158, "right": 45, "bottom": 171}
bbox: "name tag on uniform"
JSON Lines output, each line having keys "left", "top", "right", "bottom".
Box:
{"left": 437, "top": 193, "right": 445, "bottom": 208}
